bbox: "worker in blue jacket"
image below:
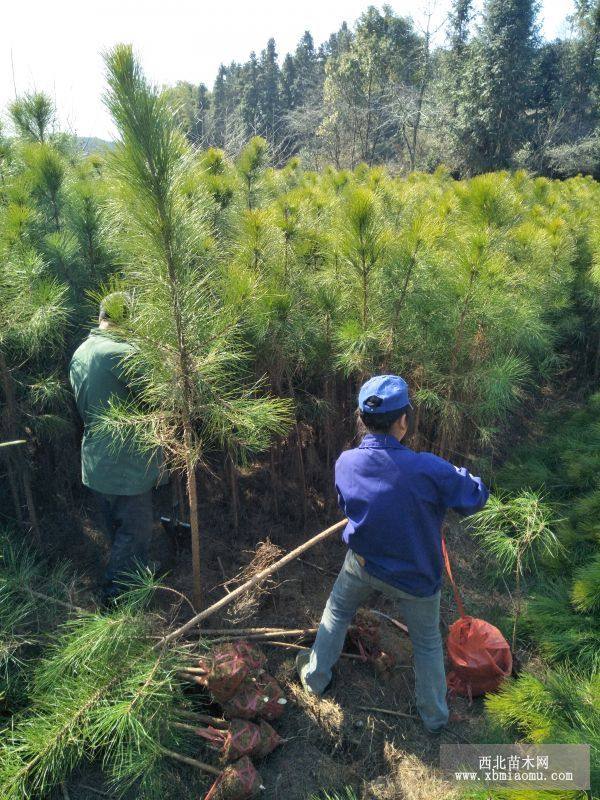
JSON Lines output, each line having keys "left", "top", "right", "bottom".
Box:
{"left": 296, "top": 374, "right": 489, "bottom": 732}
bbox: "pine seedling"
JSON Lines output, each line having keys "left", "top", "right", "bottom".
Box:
{"left": 9, "top": 93, "right": 55, "bottom": 144}
{"left": 571, "top": 554, "right": 600, "bottom": 613}
{"left": 0, "top": 248, "right": 70, "bottom": 537}
{"left": 471, "top": 491, "right": 562, "bottom": 651}
{"left": 0, "top": 578, "right": 191, "bottom": 800}
{"left": 101, "top": 45, "right": 292, "bottom": 608}
{"left": 334, "top": 185, "right": 388, "bottom": 378}
{"left": 524, "top": 584, "right": 600, "bottom": 671}
{"left": 236, "top": 135, "right": 269, "bottom": 210}
{"left": 0, "top": 527, "right": 73, "bottom": 708}
{"left": 197, "top": 147, "right": 236, "bottom": 212}
{"left": 21, "top": 142, "right": 66, "bottom": 232}
{"left": 485, "top": 668, "right": 599, "bottom": 793}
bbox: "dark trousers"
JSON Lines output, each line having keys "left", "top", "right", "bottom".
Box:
{"left": 94, "top": 491, "right": 153, "bottom": 590}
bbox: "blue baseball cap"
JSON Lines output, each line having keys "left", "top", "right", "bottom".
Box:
{"left": 358, "top": 374, "right": 411, "bottom": 414}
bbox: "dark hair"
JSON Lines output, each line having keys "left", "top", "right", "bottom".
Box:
{"left": 359, "top": 404, "right": 412, "bottom": 434}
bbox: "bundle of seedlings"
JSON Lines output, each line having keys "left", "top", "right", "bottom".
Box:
{"left": 176, "top": 640, "right": 288, "bottom": 797}
{"left": 179, "top": 640, "right": 288, "bottom": 722}
{"left": 176, "top": 717, "right": 282, "bottom": 762}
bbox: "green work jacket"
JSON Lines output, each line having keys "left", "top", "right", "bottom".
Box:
{"left": 69, "top": 328, "right": 161, "bottom": 496}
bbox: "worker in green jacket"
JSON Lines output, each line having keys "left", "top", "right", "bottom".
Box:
{"left": 69, "top": 293, "right": 161, "bottom": 602}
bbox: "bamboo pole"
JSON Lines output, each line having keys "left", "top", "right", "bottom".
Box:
{"left": 157, "top": 518, "right": 348, "bottom": 647}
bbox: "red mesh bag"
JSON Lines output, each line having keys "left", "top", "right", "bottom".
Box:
{"left": 197, "top": 718, "right": 282, "bottom": 761}
{"left": 255, "top": 720, "right": 283, "bottom": 757}
{"left": 232, "top": 642, "right": 266, "bottom": 672}
{"left": 222, "top": 673, "right": 287, "bottom": 721}
{"left": 204, "top": 756, "right": 263, "bottom": 800}
{"left": 443, "top": 539, "right": 512, "bottom": 698}
{"left": 197, "top": 642, "right": 266, "bottom": 703}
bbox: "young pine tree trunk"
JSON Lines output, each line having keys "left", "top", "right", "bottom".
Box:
{"left": 512, "top": 554, "right": 522, "bottom": 654}
{"left": 438, "top": 265, "right": 477, "bottom": 458}
{"left": 286, "top": 372, "right": 308, "bottom": 524}
{"left": 226, "top": 450, "right": 240, "bottom": 533}
{"left": 269, "top": 443, "right": 280, "bottom": 519}
{"left": 183, "top": 423, "right": 202, "bottom": 610}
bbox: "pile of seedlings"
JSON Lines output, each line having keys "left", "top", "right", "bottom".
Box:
{"left": 177, "top": 641, "right": 287, "bottom": 798}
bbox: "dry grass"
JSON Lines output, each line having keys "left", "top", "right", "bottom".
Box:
{"left": 362, "top": 742, "right": 458, "bottom": 800}
{"left": 287, "top": 681, "right": 346, "bottom": 742}
{"left": 225, "top": 538, "right": 284, "bottom": 621}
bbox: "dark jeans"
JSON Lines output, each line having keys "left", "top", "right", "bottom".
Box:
{"left": 94, "top": 491, "right": 153, "bottom": 592}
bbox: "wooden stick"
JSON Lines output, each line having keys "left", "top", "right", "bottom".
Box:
{"left": 77, "top": 786, "right": 110, "bottom": 798}
{"left": 188, "top": 625, "right": 309, "bottom": 636}
{"left": 179, "top": 666, "right": 209, "bottom": 674}
{"left": 262, "top": 641, "right": 363, "bottom": 660}
{"left": 176, "top": 709, "right": 228, "bottom": 728}
{"left": 177, "top": 670, "right": 206, "bottom": 685}
{"left": 28, "top": 589, "right": 85, "bottom": 615}
{"left": 158, "top": 745, "right": 221, "bottom": 776}
{"left": 358, "top": 706, "right": 418, "bottom": 719}
{"left": 158, "top": 519, "right": 348, "bottom": 647}
{"left": 368, "top": 608, "right": 409, "bottom": 636}
{"left": 207, "top": 627, "right": 318, "bottom": 643}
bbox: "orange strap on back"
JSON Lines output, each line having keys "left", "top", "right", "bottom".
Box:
{"left": 441, "top": 535, "right": 466, "bottom": 619}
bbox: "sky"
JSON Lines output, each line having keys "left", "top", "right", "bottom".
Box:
{"left": 2, "top": 0, "right": 575, "bottom": 141}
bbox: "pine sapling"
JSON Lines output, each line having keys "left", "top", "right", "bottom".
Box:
{"left": 471, "top": 491, "right": 562, "bottom": 652}
{"left": 101, "top": 46, "right": 292, "bottom": 609}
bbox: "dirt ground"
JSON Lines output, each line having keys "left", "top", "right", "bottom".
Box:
{"left": 46, "top": 457, "right": 512, "bottom": 800}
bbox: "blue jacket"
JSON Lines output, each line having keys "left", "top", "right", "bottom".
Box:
{"left": 335, "top": 433, "right": 489, "bottom": 597}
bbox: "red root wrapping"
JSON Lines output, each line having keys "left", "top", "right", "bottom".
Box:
{"left": 196, "top": 642, "right": 267, "bottom": 702}
{"left": 446, "top": 615, "right": 513, "bottom": 698}
{"left": 197, "top": 719, "right": 283, "bottom": 762}
{"left": 347, "top": 611, "right": 381, "bottom": 660}
{"left": 222, "top": 673, "right": 287, "bottom": 721}
{"left": 347, "top": 611, "right": 396, "bottom": 673}
{"left": 204, "top": 756, "right": 263, "bottom": 800}
{"left": 255, "top": 719, "right": 283, "bottom": 757}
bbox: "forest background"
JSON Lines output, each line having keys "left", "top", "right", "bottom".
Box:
{"left": 153, "top": 0, "right": 600, "bottom": 178}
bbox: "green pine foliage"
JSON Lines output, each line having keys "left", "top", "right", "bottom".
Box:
{"left": 483, "top": 394, "right": 600, "bottom": 796}
{"left": 485, "top": 668, "right": 599, "bottom": 789}
{"left": 0, "top": 528, "right": 72, "bottom": 710}
{"left": 0, "top": 579, "right": 195, "bottom": 800}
